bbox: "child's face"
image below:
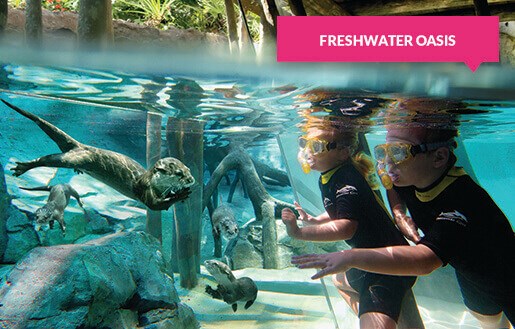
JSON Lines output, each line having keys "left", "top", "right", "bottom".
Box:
{"left": 384, "top": 128, "right": 434, "bottom": 187}
{"left": 299, "top": 130, "right": 349, "bottom": 172}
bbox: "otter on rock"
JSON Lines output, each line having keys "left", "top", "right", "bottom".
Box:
{"left": 20, "top": 184, "right": 83, "bottom": 235}
{"left": 204, "top": 259, "right": 258, "bottom": 312}
{"left": 2, "top": 99, "right": 195, "bottom": 211}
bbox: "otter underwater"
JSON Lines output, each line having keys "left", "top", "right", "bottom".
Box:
{"left": 2, "top": 99, "right": 195, "bottom": 210}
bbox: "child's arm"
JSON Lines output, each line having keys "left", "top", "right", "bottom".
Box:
{"left": 387, "top": 189, "right": 421, "bottom": 243}
{"left": 294, "top": 201, "right": 331, "bottom": 224}
{"left": 282, "top": 208, "right": 357, "bottom": 241}
{"left": 292, "top": 243, "right": 443, "bottom": 279}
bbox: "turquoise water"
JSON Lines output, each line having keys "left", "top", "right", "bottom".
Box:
{"left": 0, "top": 50, "right": 514, "bottom": 329}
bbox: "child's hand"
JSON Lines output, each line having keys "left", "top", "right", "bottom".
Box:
{"left": 292, "top": 250, "right": 351, "bottom": 280}
{"left": 294, "top": 201, "right": 312, "bottom": 222}
{"left": 281, "top": 208, "right": 300, "bottom": 237}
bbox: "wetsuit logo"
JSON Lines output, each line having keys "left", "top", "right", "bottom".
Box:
{"left": 323, "top": 197, "right": 332, "bottom": 208}
{"left": 436, "top": 210, "right": 468, "bottom": 227}
{"left": 336, "top": 185, "right": 358, "bottom": 197}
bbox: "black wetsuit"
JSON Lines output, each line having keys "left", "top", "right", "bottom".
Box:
{"left": 320, "top": 160, "right": 416, "bottom": 321}
{"left": 394, "top": 167, "right": 515, "bottom": 324}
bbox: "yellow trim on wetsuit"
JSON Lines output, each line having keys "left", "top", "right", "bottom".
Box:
{"left": 415, "top": 167, "right": 467, "bottom": 202}
{"left": 320, "top": 164, "right": 343, "bottom": 185}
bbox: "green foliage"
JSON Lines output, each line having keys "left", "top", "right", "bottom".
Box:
{"left": 8, "top": 0, "right": 25, "bottom": 9}
{"left": 113, "top": 0, "right": 228, "bottom": 32}
{"left": 114, "top": 0, "right": 174, "bottom": 27}
{"left": 245, "top": 11, "right": 261, "bottom": 43}
{"left": 7, "top": 0, "right": 261, "bottom": 41}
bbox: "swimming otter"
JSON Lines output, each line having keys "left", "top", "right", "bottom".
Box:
{"left": 20, "top": 184, "right": 83, "bottom": 235}
{"left": 212, "top": 204, "right": 239, "bottom": 240}
{"left": 204, "top": 259, "right": 258, "bottom": 312}
{"left": 2, "top": 99, "right": 195, "bottom": 210}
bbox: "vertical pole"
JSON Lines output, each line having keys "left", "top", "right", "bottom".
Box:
{"left": 146, "top": 113, "right": 163, "bottom": 241}
{"left": 224, "top": 0, "right": 239, "bottom": 54}
{"left": 25, "top": 0, "right": 42, "bottom": 46}
{"left": 473, "top": 0, "right": 490, "bottom": 15}
{"left": 258, "top": 0, "right": 278, "bottom": 56}
{"left": 167, "top": 119, "right": 204, "bottom": 289}
{"left": 0, "top": 0, "right": 7, "bottom": 35}
{"left": 287, "top": 0, "right": 306, "bottom": 16}
{"left": 78, "top": 0, "right": 113, "bottom": 48}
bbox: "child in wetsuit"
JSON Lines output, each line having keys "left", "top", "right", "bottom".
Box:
{"left": 281, "top": 125, "right": 423, "bottom": 329}
{"left": 292, "top": 125, "right": 515, "bottom": 329}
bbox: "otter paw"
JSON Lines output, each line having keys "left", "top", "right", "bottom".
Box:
{"left": 205, "top": 285, "right": 214, "bottom": 293}
{"left": 10, "top": 162, "right": 30, "bottom": 177}
{"left": 205, "top": 285, "right": 222, "bottom": 299}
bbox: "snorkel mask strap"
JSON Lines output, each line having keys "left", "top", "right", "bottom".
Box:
{"left": 411, "top": 139, "right": 456, "bottom": 156}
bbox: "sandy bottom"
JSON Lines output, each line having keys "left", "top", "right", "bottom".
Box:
{"left": 176, "top": 267, "right": 481, "bottom": 329}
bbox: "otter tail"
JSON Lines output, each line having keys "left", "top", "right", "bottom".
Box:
{"left": 20, "top": 186, "right": 52, "bottom": 192}
{"left": 1, "top": 99, "right": 80, "bottom": 152}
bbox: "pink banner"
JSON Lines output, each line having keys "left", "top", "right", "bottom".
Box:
{"left": 277, "top": 16, "right": 499, "bottom": 72}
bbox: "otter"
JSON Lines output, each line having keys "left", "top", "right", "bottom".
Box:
{"left": 2, "top": 99, "right": 195, "bottom": 211}
{"left": 204, "top": 259, "right": 258, "bottom": 312}
{"left": 211, "top": 204, "right": 239, "bottom": 240}
{"left": 20, "top": 184, "right": 83, "bottom": 235}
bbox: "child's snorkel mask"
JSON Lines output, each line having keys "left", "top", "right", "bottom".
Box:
{"left": 297, "top": 136, "right": 339, "bottom": 174}
{"left": 373, "top": 139, "right": 456, "bottom": 189}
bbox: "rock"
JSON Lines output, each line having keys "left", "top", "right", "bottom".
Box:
{"left": 101, "top": 309, "right": 139, "bottom": 329}
{"left": 3, "top": 206, "right": 39, "bottom": 263}
{"left": 225, "top": 237, "right": 264, "bottom": 270}
{"left": 139, "top": 303, "right": 199, "bottom": 329}
{"left": 0, "top": 231, "right": 200, "bottom": 329}
{"left": 84, "top": 208, "right": 112, "bottom": 234}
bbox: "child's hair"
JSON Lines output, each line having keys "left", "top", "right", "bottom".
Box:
{"left": 352, "top": 151, "right": 381, "bottom": 190}
{"left": 326, "top": 126, "right": 381, "bottom": 190}
{"left": 424, "top": 128, "right": 458, "bottom": 144}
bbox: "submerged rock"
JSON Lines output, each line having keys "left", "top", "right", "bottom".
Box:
{"left": 0, "top": 231, "right": 199, "bottom": 329}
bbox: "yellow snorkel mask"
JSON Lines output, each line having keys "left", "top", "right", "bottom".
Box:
{"left": 373, "top": 140, "right": 456, "bottom": 189}
{"left": 297, "top": 136, "right": 340, "bottom": 174}
{"left": 298, "top": 136, "right": 338, "bottom": 155}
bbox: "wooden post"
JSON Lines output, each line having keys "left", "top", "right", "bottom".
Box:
{"left": 78, "top": 0, "right": 113, "bottom": 48}
{"left": 167, "top": 119, "right": 204, "bottom": 289}
{"left": 287, "top": 0, "right": 307, "bottom": 16}
{"left": 473, "top": 0, "right": 490, "bottom": 15}
{"left": 25, "top": 0, "right": 42, "bottom": 45}
{"left": 146, "top": 113, "right": 163, "bottom": 241}
{"left": 258, "top": 0, "right": 279, "bottom": 56}
{"left": 261, "top": 0, "right": 278, "bottom": 37}
{"left": 0, "top": 0, "right": 7, "bottom": 35}
{"left": 224, "top": 0, "right": 239, "bottom": 53}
